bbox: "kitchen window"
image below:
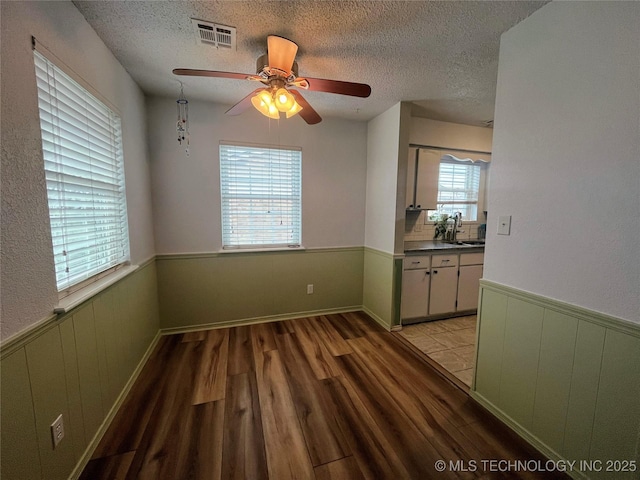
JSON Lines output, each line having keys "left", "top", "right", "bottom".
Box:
{"left": 34, "top": 48, "right": 130, "bottom": 294}
{"left": 219, "top": 142, "right": 302, "bottom": 249}
{"left": 432, "top": 160, "right": 482, "bottom": 221}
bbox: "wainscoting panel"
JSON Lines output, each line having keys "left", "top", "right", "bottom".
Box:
{"left": 531, "top": 310, "right": 578, "bottom": 454}
{"left": 473, "top": 280, "right": 640, "bottom": 479}
{"left": 0, "top": 348, "right": 42, "bottom": 479}
{"left": 59, "top": 318, "right": 87, "bottom": 462}
{"left": 562, "top": 321, "right": 605, "bottom": 463}
{"left": 589, "top": 329, "right": 640, "bottom": 479}
{"left": 474, "top": 288, "right": 507, "bottom": 401}
{"left": 0, "top": 261, "right": 160, "bottom": 480}
{"left": 499, "top": 298, "right": 544, "bottom": 430}
{"left": 362, "top": 247, "right": 395, "bottom": 329}
{"left": 156, "top": 248, "right": 365, "bottom": 330}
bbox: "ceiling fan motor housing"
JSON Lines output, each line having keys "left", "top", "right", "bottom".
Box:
{"left": 256, "top": 54, "right": 298, "bottom": 80}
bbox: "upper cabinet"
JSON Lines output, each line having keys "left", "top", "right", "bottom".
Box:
{"left": 406, "top": 148, "right": 440, "bottom": 210}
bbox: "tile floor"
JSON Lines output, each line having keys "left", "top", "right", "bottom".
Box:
{"left": 398, "top": 315, "right": 477, "bottom": 386}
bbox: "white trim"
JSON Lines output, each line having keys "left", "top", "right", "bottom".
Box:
{"left": 361, "top": 306, "right": 392, "bottom": 331}
{"left": 219, "top": 245, "right": 306, "bottom": 254}
{"left": 54, "top": 264, "right": 139, "bottom": 314}
{"left": 160, "top": 306, "right": 363, "bottom": 335}
{"left": 32, "top": 37, "right": 121, "bottom": 115}
{"left": 470, "top": 392, "right": 589, "bottom": 480}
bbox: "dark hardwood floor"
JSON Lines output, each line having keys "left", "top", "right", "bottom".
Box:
{"left": 80, "top": 312, "right": 565, "bottom": 479}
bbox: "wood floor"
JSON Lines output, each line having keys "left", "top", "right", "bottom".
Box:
{"left": 81, "top": 312, "right": 565, "bottom": 480}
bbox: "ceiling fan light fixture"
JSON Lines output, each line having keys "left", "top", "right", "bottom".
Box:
{"left": 251, "top": 90, "right": 280, "bottom": 119}
{"left": 274, "top": 88, "right": 295, "bottom": 112}
{"left": 285, "top": 100, "right": 303, "bottom": 118}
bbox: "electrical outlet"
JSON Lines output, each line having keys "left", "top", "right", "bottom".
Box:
{"left": 307, "top": 284, "right": 314, "bottom": 295}
{"left": 50, "top": 414, "right": 64, "bottom": 449}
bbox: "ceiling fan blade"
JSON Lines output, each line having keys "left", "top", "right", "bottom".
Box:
{"left": 226, "top": 88, "right": 265, "bottom": 116}
{"left": 267, "top": 36, "right": 298, "bottom": 74}
{"left": 301, "top": 77, "right": 371, "bottom": 98}
{"left": 290, "top": 90, "right": 322, "bottom": 125}
{"left": 173, "top": 69, "right": 253, "bottom": 80}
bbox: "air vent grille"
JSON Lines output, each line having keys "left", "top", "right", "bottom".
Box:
{"left": 191, "top": 18, "right": 236, "bottom": 49}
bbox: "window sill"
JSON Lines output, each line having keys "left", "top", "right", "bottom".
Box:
{"left": 54, "top": 264, "right": 139, "bottom": 314}
{"left": 218, "top": 246, "right": 306, "bottom": 254}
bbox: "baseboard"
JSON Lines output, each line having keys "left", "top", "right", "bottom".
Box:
{"left": 160, "top": 306, "right": 363, "bottom": 335}
{"left": 470, "top": 391, "right": 589, "bottom": 480}
{"left": 68, "top": 330, "right": 162, "bottom": 480}
{"left": 361, "top": 306, "right": 392, "bottom": 332}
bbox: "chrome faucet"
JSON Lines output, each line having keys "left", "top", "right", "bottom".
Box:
{"left": 451, "top": 212, "right": 462, "bottom": 242}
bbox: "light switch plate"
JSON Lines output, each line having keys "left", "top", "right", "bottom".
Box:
{"left": 497, "top": 216, "right": 511, "bottom": 235}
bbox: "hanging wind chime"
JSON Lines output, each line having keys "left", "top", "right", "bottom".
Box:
{"left": 176, "top": 83, "right": 190, "bottom": 156}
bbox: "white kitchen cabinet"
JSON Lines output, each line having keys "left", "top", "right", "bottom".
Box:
{"left": 457, "top": 252, "right": 484, "bottom": 311}
{"left": 401, "top": 268, "right": 431, "bottom": 319}
{"left": 429, "top": 265, "right": 458, "bottom": 315}
{"left": 402, "top": 250, "right": 484, "bottom": 322}
{"left": 406, "top": 148, "right": 440, "bottom": 210}
{"left": 415, "top": 149, "right": 440, "bottom": 210}
{"left": 406, "top": 148, "right": 418, "bottom": 209}
{"left": 457, "top": 265, "right": 483, "bottom": 311}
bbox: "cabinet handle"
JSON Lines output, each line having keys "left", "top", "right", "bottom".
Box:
{"left": 442, "top": 259, "right": 450, "bottom": 263}
{"left": 433, "top": 270, "right": 438, "bottom": 274}
{"left": 411, "top": 261, "right": 420, "bottom": 264}
{"left": 425, "top": 271, "right": 430, "bottom": 276}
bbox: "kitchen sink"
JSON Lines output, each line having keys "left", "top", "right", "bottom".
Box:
{"left": 452, "top": 240, "right": 485, "bottom": 246}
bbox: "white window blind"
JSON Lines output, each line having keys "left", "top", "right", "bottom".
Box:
{"left": 34, "top": 49, "right": 130, "bottom": 292}
{"left": 436, "top": 162, "right": 481, "bottom": 221}
{"left": 220, "top": 143, "right": 301, "bottom": 249}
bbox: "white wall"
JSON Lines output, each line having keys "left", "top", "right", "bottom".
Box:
{"left": 365, "top": 103, "right": 403, "bottom": 253}
{"left": 0, "top": 1, "right": 156, "bottom": 339}
{"left": 410, "top": 117, "right": 493, "bottom": 152}
{"left": 485, "top": 1, "right": 640, "bottom": 323}
{"left": 146, "top": 96, "right": 367, "bottom": 253}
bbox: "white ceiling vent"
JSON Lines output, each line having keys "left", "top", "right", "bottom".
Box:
{"left": 191, "top": 18, "right": 236, "bottom": 49}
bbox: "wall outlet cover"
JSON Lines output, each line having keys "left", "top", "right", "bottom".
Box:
{"left": 50, "top": 414, "right": 64, "bottom": 448}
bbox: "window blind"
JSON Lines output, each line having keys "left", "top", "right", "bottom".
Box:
{"left": 34, "top": 50, "right": 130, "bottom": 292}
{"left": 437, "top": 162, "right": 481, "bottom": 221}
{"left": 220, "top": 143, "right": 302, "bottom": 248}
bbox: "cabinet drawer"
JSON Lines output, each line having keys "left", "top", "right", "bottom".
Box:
{"left": 404, "top": 255, "right": 431, "bottom": 270}
{"left": 431, "top": 254, "right": 458, "bottom": 268}
{"left": 460, "top": 252, "right": 484, "bottom": 266}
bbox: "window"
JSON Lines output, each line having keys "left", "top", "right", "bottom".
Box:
{"left": 220, "top": 143, "right": 301, "bottom": 249}
{"left": 34, "top": 49, "right": 129, "bottom": 293}
{"left": 433, "top": 161, "right": 482, "bottom": 221}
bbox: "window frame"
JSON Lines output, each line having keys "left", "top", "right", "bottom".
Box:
{"left": 428, "top": 152, "right": 490, "bottom": 223}
{"left": 219, "top": 141, "right": 302, "bottom": 250}
{"left": 33, "top": 45, "right": 130, "bottom": 297}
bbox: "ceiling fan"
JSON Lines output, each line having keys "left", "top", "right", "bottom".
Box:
{"left": 173, "top": 35, "right": 371, "bottom": 125}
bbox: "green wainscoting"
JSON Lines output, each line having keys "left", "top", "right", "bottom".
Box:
{"left": 156, "top": 247, "right": 365, "bottom": 331}
{"left": 362, "top": 247, "right": 399, "bottom": 330}
{"left": 473, "top": 280, "right": 640, "bottom": 480}
{"left": 0, "top": 261, "right": 160, "bottom": 480}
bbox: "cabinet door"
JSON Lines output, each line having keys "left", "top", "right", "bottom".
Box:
{"left": 457, "top": 265, "right": 483, "bottom": 311}
{"left": 406, "top": 148, "right": 418, "bottom": 209}
{"left": 415, "top": 149, "right": 440, "bottom": 210}
{"left": 429, "top": 267, "right": 458, "bottom": 315}
{"left": 401, "top": 269, "right": 430, "bottom": 319}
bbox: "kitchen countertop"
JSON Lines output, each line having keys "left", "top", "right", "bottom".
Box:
{"left": 404, "top": 240, "right": 485, "bottom": 254}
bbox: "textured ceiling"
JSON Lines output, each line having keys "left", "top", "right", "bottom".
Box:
{"left": 72, "top": 0, "right": 548, "bottom": 126}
